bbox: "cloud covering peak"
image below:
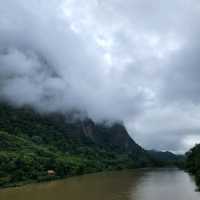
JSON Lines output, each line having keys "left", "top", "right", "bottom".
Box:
{"left": 1, "top": 0, "right": 200, "bottom": 152}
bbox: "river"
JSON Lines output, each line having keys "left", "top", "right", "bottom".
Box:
{"left": 0, "top": 168, "right": 199, "bottom": 200}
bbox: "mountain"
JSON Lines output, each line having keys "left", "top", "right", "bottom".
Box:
{"left": 186, "top": 144, "right": 200, "bottom": 190}
{"left": 148, "top": 150, "right": 185, "bottom": 166}
{"left": 0, "top": 102, "right": 154, "bottom": 187}
{"left": 82, "top": 119, "right": 145, "bottom": 153}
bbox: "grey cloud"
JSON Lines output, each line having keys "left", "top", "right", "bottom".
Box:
{"left": 0, "top": 0, "right": 147, "bottom": 122}
{"left": 161, "top": 43, "right": 200, "bottom": 104}
{"left": 1, "top": 0, "right": 200, "bottom": 152}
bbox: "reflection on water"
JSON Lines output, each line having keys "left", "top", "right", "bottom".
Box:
{"left": 0, "top": 168, "right": 199, "bottom": 200}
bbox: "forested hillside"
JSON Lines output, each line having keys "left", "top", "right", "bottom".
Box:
{"left": 0, "top": 103, "right": 154, "bottom": 187}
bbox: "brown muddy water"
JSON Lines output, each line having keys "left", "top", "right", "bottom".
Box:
{"left": 0, "top": 168, "right": 199, "bottom": 200}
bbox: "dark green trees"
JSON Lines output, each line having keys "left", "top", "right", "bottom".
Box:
{"left": 186, "top": 144, "right": 200, "bottom": 190}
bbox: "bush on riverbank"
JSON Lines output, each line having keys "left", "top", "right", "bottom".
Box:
{"left": 186, "top": 144, "right": 200, "bottom": 190}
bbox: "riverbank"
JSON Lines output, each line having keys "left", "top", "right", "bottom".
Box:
{"left": 1, "top": 169, "right": 199, "bottom": 200}
{"left": 0, "top": 167, "right": 183, "bottom": 189}
{"left": 0, "top": 167, "right": 147, "bottom": 189}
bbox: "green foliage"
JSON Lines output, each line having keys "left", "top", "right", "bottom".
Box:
{"left": 0, "top": 130, "right": 144, "bottom": 187}
{"left": 186, "top": 144, "right": 200, "bottom": 190}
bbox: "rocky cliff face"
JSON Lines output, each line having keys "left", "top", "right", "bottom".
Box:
{"left": 82, "top": 120, "right": 143, "bottom": 153}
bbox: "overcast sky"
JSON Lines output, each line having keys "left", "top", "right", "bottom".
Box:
{"left": 1, "top": 0, "right": 200, "bottom": 153}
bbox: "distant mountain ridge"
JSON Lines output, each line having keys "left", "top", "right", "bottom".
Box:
{"left": 148, "top": 150, "right": 185, "bottom": 166}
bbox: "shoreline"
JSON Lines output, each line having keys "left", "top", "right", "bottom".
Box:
{"left": 0, "top": 166, "right": 180, "bottom": 190}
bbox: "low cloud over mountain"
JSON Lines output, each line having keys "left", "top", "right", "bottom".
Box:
{"left": 1, "top": 0, "right": 200, "bottom": 152}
